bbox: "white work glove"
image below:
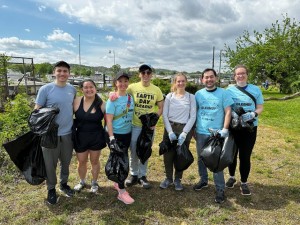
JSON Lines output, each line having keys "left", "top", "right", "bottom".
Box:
{"left": 178, "top": 132, "right": 187, "bottom": 146}
{"left": 168, "top": 132, "right": 177, "bottom": 143}
{"left": 242, "top": 112, "right": 256, "bottom": 122}
{"left": 218, "top": 128, "right": 229, "bottom": 138}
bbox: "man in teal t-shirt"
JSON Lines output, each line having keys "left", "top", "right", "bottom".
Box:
{"left": 194, "top": 68, "right": 233, "bottom": 204}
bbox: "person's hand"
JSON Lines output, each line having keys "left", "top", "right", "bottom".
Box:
{"left": 109, "top": 92, "right": 119, "bottom": 101}
{"left": 242, "top": 112, "right": 256, "bottom": 122}
{"left": 109, "top": 136, "right": 122, "bottom": 153}
{"left": 218, "top": 128, "right": 229, "bottom": 138}
{"left": 178, "top": 132, "right": 187, "bottom": 146}
{"left": 168, "top": 132, "right": 177, "bottom": 143}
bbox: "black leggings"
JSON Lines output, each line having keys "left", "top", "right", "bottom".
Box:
{"left": 105, "top": 132, "right": 131, "bottom": 189}
{"left": 229, "top": 127, "right": 257, "bottom": 183}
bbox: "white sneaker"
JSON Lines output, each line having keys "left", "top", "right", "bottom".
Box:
{"left": 74, "top": 182, "right": 85, "bottom": 192}
{"left": 90, "top": 183, "right": 99, "bottom": 193}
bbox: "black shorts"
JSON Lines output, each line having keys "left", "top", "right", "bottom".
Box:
{"left": 74, "top": 130, "right": 106, "bottom": 153}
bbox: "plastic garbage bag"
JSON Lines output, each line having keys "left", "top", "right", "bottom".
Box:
{"left": 40, "top": 122, "right": 59, "bottom": 148}
{"left": 230, "top": 107, "right": 254, "bottom": 131}
{"left": 200, "top": 134, "right": 236, "bottom": 173}
{"left": 159, "top": 139, "right": 178, "bottom": 156}
{"left": 2, "top": 131, "right": 47, "bottom": 185}
{"left": 28, "top": 107, "right": 60, "bottom": 135}
{"left": 136, "top": 113, "right": 159, "bottom": 164}
{"left": 105, "top": 142, "right": 129, "bottom": 184}
{"left": 174, "top": 143, "right": 194, "bottom": 172}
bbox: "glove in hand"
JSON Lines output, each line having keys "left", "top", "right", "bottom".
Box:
{"left": 217, "top": 128, "right": 229, "bottom": 138}
{"left": 242, "top": 112, "right": 255, "bottom": 122}
{"left": 178, "top": 132, "right": 187, "bottom": 146}
{"left": 168, "top": 132, "right": 177, "bottom": 142}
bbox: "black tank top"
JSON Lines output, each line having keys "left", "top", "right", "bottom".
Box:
{"left": 74, "top": 97, "right": 104, "bottom": 132}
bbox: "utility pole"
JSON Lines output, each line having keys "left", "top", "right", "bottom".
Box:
{"left": 212, "top": 46, "right": 215, "bottom": 69}
{"left": 79, "top": 34, "right": 81, "bottom": 76}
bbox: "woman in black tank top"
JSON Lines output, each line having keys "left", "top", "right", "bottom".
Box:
{"left": 73, "top": 79, "right": 106, "bottom": 193}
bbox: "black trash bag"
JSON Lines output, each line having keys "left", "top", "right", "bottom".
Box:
{"left": 40, "top": 122, "right": 59, "bottom": 148}
{"left": 230, "top": 107, "right": 254, "bottom": 131}
{"left": 28, "top": 107, "right": 60, "bottom": 135}
{"left": 217, "top": 134, "right": 237, "bottom": 172}
{"left": 105, "top": 142, "right": 129, "bottom": 184}
{"left": 136, "top": 113, "right": 159, "bottom": 164}
{"left": 159, "top": 139, "right": 177, "bottom": 156}
{"left": 2, "top": 131, "right": 47, "bottom": 185}
{"left": 200, "top": 136, "right": 223, "bottom": 172}
{"left": 174, "top": 143, "right": 194, "bottom": 172}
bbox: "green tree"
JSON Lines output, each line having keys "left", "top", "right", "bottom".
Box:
{"left": 35, "top": 63, "right": 52, "bottom": 76}
{"left": 225, "top": 15, "right": 300, "bottom": 93}
{"left": 111, "top": 64, "right": 121, "bottom": 75}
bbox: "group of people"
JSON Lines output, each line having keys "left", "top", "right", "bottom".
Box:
{"left": 35, "top": 61, "right": 263, "bottom": 205}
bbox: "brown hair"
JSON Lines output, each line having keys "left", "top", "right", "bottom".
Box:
{"left": 171, "top": 72, "right": 188, "bottom": 92}
{"left": 233, "top": 64, "right": 249, "bottom": 75}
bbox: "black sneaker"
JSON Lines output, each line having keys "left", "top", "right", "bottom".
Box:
{"left": 193, "top": 181, "right": 208, "bottom": 191}
{"left": 240, "top": 183, "right": 251, "bottom": 196}
{"left": 215, "top": 190, "right": 225, "bottom": 204}
{"left": 47, "top": 188, "right": 57, "bottom": 205}
{"left": 138, "top": 176, "right": 151, "bottom": 189}
{"left": 225, "top": 178, "right": 237, "bottom": 188}
{"left": 125, "top": 175, "right": 139, "bottom": 187}
{"left": 59, "top": 183, "right": 75, "bottom": 197}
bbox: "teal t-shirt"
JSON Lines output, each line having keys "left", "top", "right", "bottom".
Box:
{"left": 227, "top": 84, "right": 264, "bottom": 126}
{"left": 195, "top": 87, "right": 233, "bottom": 135}
{"left": 106, "top": 94, "right": 134, "bottom": 134}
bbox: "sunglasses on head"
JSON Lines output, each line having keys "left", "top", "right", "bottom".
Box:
{"left": 141, "top": 71, "right": 152, "bottom": 75}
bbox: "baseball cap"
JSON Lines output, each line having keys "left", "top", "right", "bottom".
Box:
{"left": 116, "top": 71, "right": 130, "bottom": 80}
{"left": 53, "top": 61, "right": 70, "bottom": 69}
{"left": 139, "top": 64, "right": 153, "bottom": 72}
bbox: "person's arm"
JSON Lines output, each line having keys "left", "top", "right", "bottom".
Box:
{"left": 101, "top": 101, "right": 106, "bottom": 114}
{"left": 156, "top": 100, "right": 164, "bottom": 117}
{"left": 162, "top": 94, "right": 172, "bottom": 133}
{"left": 223, "top": 106, "right": 232, "bottom": 129}
{"left": 106, "top": 114, "right": 114, "bottom": 138}
{"left": 34, "top": 104, "right": 42, "bottom": 110}
{"left": 255, "top": 104, "right": 263, "bottom": 116}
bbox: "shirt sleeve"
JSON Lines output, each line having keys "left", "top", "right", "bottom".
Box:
{"left": 163, "top": 93, "right": 172, "bottom": 133}
{"left": 183, "top": 93, "right": 197, "bottom": 133}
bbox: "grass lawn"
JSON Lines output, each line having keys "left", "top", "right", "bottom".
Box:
{"left": 0, "top": 91, "right": 299, "bottom": 225}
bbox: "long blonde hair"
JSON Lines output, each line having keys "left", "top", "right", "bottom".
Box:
{"left": 171, "top": 72, "right": 187, "bottom": 92}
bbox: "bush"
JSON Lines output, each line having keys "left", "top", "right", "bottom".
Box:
{"left": 0, "top": 94, "right": 32, "bottom": 176}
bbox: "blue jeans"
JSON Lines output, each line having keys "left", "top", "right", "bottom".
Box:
{"left": 129, "top": 125, "right": 154, "bottom": 178}
{"left": 195, "top": 133, "right": 225, "bottom": 191}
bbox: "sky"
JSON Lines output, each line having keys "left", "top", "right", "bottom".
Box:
{"left": 1, "top": 0, "right": 300, "bottom": 72}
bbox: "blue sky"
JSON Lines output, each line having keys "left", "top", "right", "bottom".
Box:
{"left": 1, "top": 0, "right": 300, "bottom": 72}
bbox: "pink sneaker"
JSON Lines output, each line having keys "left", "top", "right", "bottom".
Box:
{"left": 117, "top": 191, "right": 134, "bottom": 204}
{"left": 113, "top": 182, "right": 120, "bottom": 192}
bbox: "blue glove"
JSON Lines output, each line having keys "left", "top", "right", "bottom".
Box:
{"left": 178, "top": 132, "right": 187, "bottom": 146}
{"left": 168, "top": 132, "right": 177, "bottom": 143}
{"left": 242, "top": 112, "right": 256, "bottom": 122}
{"left": 217, "top": 128, "right": 229, "bottom": 138}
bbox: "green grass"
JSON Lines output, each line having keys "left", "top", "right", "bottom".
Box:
{"left": 0, "top": 91, "right": 300, "bottom": 224}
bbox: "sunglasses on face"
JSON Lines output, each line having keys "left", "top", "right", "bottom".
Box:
{"left": 141, "top": 71, "right": 152, "bottom": 75}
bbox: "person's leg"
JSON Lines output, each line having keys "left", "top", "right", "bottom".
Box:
{"left": 76, "top": 151, "right": 88, "bottom": 182}
{"left": 59, "top": 134, "right": 74, "bottom": 185}
{"left": 89, "top": 150, "right": 101, "bottom": 183}
{"left": 42, "top": 146, "right": 60, "bottom": 190}
{"left": 238, "top": 128, "right": 257, "bottom": 183}
{"left": 128, "top": 125, "right": 142, "bottom": 177}
{"left": 162, "top": 129, "right": 174, "bottom": 181}
{"left": 213, "top": 170, "right": 225, "bottom": 191}
{"left": 195, "top": 133, "right": 210, "bottom": 183}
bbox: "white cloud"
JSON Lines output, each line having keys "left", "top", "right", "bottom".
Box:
{"left": 46, "top": 29, "right": 75, "bottom": 42}
{"left": 105, "top": 35, "right": 114, "bottom": 42}
{"left": 0, "top": 37, "right": 50, "bottom": 50}
{"left": 5, "top": 0, "right": 300, "bottom": 71}
{"left": 1, "top": 5, "right": 8, "bottom": 8}
{"left": 25, "top": 29, "right": 30, "bottom": 32}
{"left": 38, "top": 5, "right": 46, "bottom": 12}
